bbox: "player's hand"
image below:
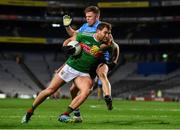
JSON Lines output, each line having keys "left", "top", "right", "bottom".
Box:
{"left": 63, "top": 15, "right": 72, "bottom": 27}
{"left": 106, "top": 34, "right": 114, "bottom": 46}
{"left": 62, "top": 46, "right": 75, "bottom": 55}
{"left": 90, "top": 45, "right": 100, "bottom": 55}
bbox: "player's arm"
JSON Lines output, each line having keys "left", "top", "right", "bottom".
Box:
{"left": 105, "top": 41, "right": 120, "bottom": 70}
{"left": 97, "top": 42, "right": 119, "bottom": 70}
{"left": 62, "top": 35, "right": 77, "bottom": 55}
{"left": 63, "top": 35, "right": 76, "bottom": 46}
{"left": 99, "top": 34, "right": 114, "bottom": 51}
{"left": 65, "top": 26, "right": 77, "bottom": 36}
{"left": 111, "top": 41, "right": 120, "bottom": 64}
{"left": 63, "top": 15, "right": 78, "bottom": 36}
{"left": 106, "top": 33, "right": 120, "bottom": 64}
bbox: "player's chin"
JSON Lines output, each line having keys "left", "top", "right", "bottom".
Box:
{"left": 88, "top": 22, "right": 94, "bottom": 26}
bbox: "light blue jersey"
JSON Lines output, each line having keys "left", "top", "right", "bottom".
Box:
{"left": 78, "top": 21, "right": 100, "bottom": 33}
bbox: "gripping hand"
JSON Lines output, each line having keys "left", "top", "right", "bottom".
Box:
{"left": 62, "top": 46, "right": 75, "bottom": 55}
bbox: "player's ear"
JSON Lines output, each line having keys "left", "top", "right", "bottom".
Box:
{"left": 96, "top": 29, "right": 100, "bottom": 33}
{"left": 96, "top": 14, "right": 100, "bottom": 20}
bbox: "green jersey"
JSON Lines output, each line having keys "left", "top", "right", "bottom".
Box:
{"left": 66, "top": 32, "right": 103, "bottom": 73}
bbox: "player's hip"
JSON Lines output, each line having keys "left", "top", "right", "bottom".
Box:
{"left": 57, "top": 64, "right": 90, "bottom": 82}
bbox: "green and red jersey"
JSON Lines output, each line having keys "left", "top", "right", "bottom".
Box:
{"left": 66, "top": 32, "right": 103, "bottom": 73}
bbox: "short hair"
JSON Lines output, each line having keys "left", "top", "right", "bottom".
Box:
{"left": 84, "top": 6, "right": 100, "bottom": 16}
{"left": 97, "top": 22, "right": 112, "bottom": 31}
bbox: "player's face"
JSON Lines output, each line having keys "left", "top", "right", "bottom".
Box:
{"left": 97, "top": 27, "right": 111, "bottom": 43}
{"left": 85, "top": 12, "right": 98, "bottom": 26}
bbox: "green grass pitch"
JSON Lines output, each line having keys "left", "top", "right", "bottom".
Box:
{"left": 0, "top": 98, "right": 180, "bottom": 129}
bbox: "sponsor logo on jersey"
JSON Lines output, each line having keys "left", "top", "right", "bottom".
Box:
{"left": 80, "top": 42, "right": 102, "bottom": 57}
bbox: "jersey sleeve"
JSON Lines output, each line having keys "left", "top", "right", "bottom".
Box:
{"left": 76, "top": 32, "right": 94, "bottom": 42}
{"left": 77, "top": 23, "right": 86, "bottom": 33}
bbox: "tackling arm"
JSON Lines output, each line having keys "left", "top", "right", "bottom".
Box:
{"left": 104, "top": 41, "right": 120, "bottom": 70}
{"left": 111, "top": 41, "right": 120, "bottom": 64}
{"left": 108, "top": 34, "right": 120, "bottom": 63}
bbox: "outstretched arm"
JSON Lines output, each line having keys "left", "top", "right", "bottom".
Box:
{"left": 65, "top": 26, "right": 77, "bottom": 37}
{"left": 63, "top": 15, "right": 78, "bottom": 36}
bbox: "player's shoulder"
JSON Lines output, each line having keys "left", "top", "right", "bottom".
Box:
{"left": 96, "top": 20, "right": 101, "bottom": 25}
{"left": 112, "top": 41, "right": 119, "bottom": 48}
{"left": 80, "top": 23, "right": 89, "bottom": 28}
{"left": 78, "top": 32, "right": 94, "bottom": 37}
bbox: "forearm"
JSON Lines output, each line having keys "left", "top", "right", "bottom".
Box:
{"left": 65, "top": 26, "right": 77, "bottom": 36}
{"left": 63, "top": 35, "right": 76, "bottom": 46}
{"left": 63, "top": 38, "right": 71, "bottom": 46}
{"left": 112, "top": 42, "right": 120, "bottom": 63}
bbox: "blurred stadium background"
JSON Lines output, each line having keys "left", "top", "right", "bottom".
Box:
{"left": 0, "top": 0, "right": 180, "bottom": 102}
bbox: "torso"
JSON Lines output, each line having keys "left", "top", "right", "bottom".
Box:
{"left": 66, "top": 32, "right": 103, "bottom": 73}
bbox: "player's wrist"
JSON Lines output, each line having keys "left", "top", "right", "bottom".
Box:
{"left": 63, "top": 23, "right": 71, "bottom": 27}
{"left": 64, "top": 25, "right": 70, "bottom": 27}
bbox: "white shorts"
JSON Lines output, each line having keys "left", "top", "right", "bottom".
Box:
{"left": 58, "top": 64, "right": 90, "bottom": 82}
